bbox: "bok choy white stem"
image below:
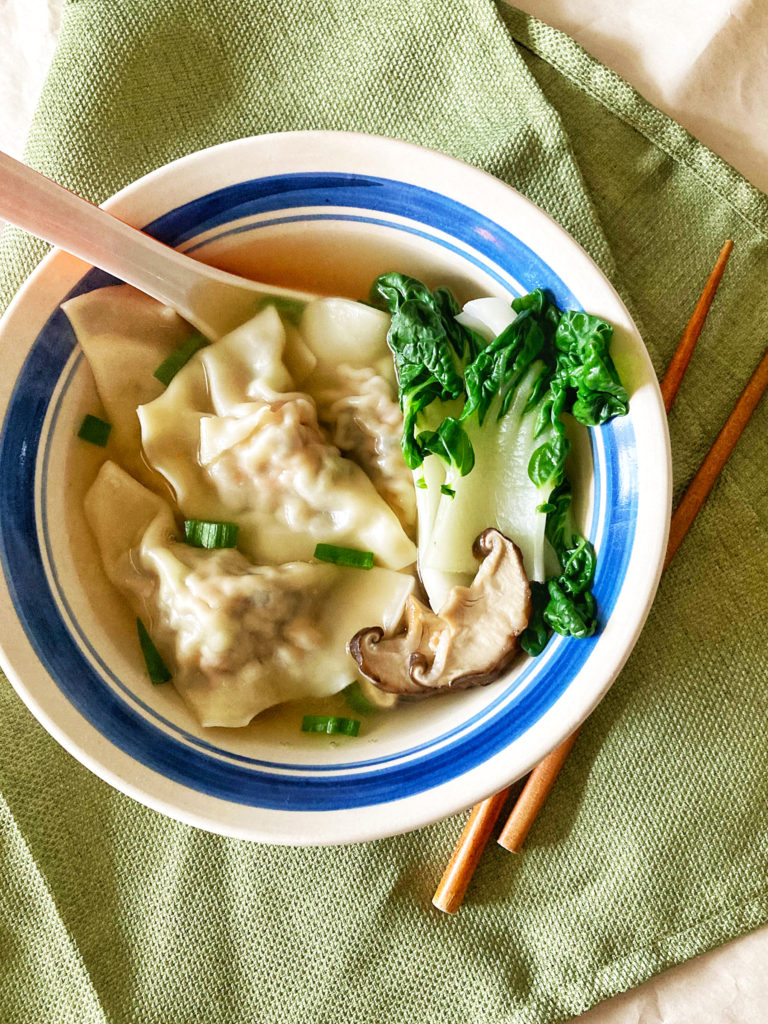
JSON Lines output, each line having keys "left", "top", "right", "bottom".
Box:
{"left": 370, "top": 273, "right": 629, "bottom": 655}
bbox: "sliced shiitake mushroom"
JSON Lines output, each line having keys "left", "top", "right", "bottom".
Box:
{"left": 348, "top": 528, "right": 531, "bottom": 695}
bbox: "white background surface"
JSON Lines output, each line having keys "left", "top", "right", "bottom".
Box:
{"left": 1, "top": 0, "right": 766, "bottom": 1021}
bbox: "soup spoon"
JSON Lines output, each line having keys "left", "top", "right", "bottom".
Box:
{"left": 0, "top": 151, "right": 317, "bottom": 340}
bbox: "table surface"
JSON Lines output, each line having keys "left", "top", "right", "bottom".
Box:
{"left": 1, "top": 1, "right": 766, "bottom": 1021}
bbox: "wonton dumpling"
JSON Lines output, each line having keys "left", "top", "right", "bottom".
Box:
{"left": 299, "top": 298, "right": 395, "bottom": 384}
{"left": 297, "top": 298, "right": 416, "bottom": 534}
{"left": 85, "top": 461, "right": 414, "bottom": 727}
{"left": 307, "top": 364, "right": 417, "bottom": 537}
{"left": 138, "top": 306, "right": 417, "bottom": 569}
{"left": 63, "top": 285, "right": 194, "bottom": 486}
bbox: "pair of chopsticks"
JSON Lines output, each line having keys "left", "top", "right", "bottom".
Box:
{"left": 434, "top": 240, "right": 768, "bottom": 914}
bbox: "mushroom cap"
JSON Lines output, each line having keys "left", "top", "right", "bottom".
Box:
{"left": 348, "top": 528, "right": 531, "bottom": 696}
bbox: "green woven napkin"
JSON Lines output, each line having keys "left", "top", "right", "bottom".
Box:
{"left": 2, "top": 3, "right": 767, "bottom": 1022}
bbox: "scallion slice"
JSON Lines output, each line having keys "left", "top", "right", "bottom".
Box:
{"left": 184, "top": 519, "right": 239, "bottom": 549}
{"left": 301, "top": 715, "right": 360, "bottom": 737}
{"left": 343, "top": 681, "right": 388, "bottom": 715}
{"left": 153, "top": 333, "right": 209, "bottom": 386}
{"left": 136, "top": 618, "right": 171, "bottom": 685}
{"left": 77, "top": 414, "right": 111, "bottom": 447}
{"left": 257, "top": 295, "right": 305, "bottom": 325}
{"left": 313, "top": 543, "right": 374, "bottom": 570}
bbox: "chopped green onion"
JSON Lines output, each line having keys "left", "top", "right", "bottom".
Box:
{"left": 416, "top": 477, "right": 427, "bottom": 489}
{"left": 77, "top": 414, "right": 111, "bottom": 447}
{"left": 184, "top": 519, "right": 239, "bottom": 549}
{"left": 136, "top": 618, "right": 171, "bottom": 685}
{"left": 301, "top": 715, "right": 360, "bottom": 737}
{"left": 313, "top": 543, "right": 374, "bottom": 569}
{"left": 153, "top": 333, "right": 209, "bottom": 386}
{"left": 343, "top": 679, "right": 398, "bottom": 713}
{"left": 343, "top": 681, "right": 377, "bottom": 714}
{"left": 440, "top": 484, "right": 456, "bottom": 498}
{"left": 257, "top": 295, "right": 305, "bottom": 326}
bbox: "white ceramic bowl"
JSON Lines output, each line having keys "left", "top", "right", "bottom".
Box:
{"left": 0, "top": 132, "right": 670, "bottom": 844}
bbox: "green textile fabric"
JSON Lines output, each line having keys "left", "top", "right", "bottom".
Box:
{"left": 1, "top": 2, "right": 767, "bottom": 1022}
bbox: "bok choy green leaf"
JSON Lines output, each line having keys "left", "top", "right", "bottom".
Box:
{"left": 371, "top": 273, "right": 629, "bottom": 652}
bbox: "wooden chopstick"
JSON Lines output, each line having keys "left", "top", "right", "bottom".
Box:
{"left": 664, "top": 346, "right": 768, "bottom": 570}
{"left": 432, "top": 789, "right": 511, "bottom": 913}
{"left": 432, "top": 241, "right": 738, "bottom": 913}
{"left": 659, "top": 240, "right": 733, "bottom": 413}
{"left": 498, "top": 344, "right": 767, "bottom": 853}
{"left": 495, "top": 730, "right": 581, "bottom": 854}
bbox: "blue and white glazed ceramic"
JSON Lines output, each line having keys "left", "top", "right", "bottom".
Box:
{"left": 0, "top": 133, "right": 670, "bottom": 843}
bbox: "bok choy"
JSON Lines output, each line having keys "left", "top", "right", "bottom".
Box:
{"left": 370, "top": 273, "right": 629, "bottom": 654}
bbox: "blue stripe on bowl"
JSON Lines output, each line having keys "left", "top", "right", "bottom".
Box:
{"left": 147, "top": 173, "right": 582, "bottom": 310}
{"left": 0, "top": 173, "right": 637, "bottom": 811}
{"left": 185, "top": 212, "right": 524, "bottom": 296}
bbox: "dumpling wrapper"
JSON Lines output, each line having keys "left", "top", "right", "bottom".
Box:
{"left": 138, "top": 305, "right": 416, "bottom": 569}
{"left": 62, "top": 285, "right": 194, "bottom": 487}
{"left": 298, "top": 299, "right": 416, "bottom": 535}
{"left": 85, "top": 461, "right": 415, "bottom": 727}
{"left": 299, "top": 297, "right": 395, "bottom": 384}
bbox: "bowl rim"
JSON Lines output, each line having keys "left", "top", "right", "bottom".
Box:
{"left": 0, "top": 131, "right": 672, "bottom": 844}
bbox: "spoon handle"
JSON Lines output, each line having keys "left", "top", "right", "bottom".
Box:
{"left": 0, "top": 152, "right": 310, "bottom": 338}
